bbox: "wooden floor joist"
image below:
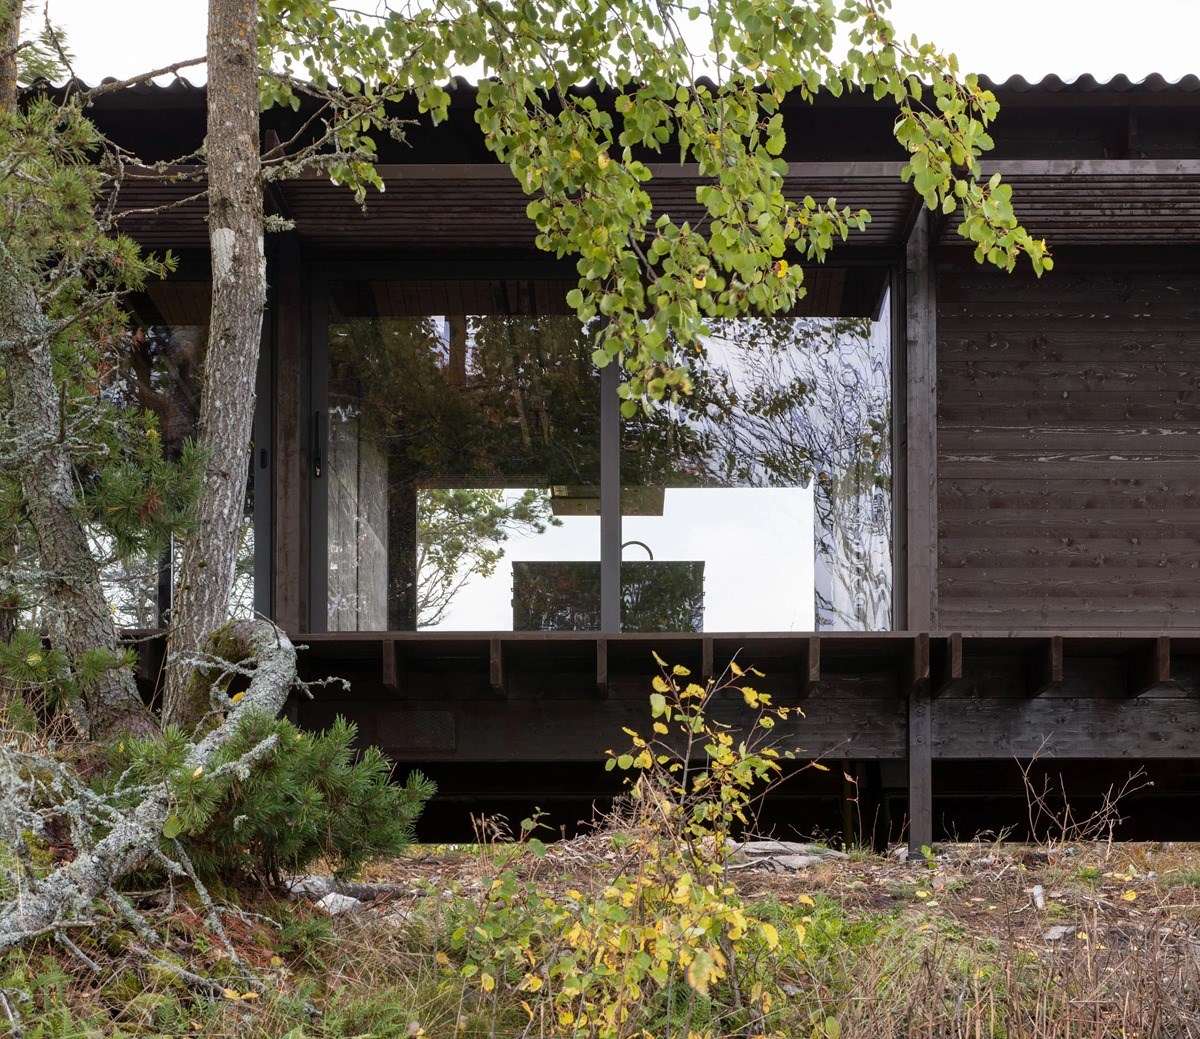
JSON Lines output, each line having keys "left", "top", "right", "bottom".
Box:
{"left": 797, "top": 635, "right": 821, "bottom": 701}
{"left": 931, "top": 633, "right": 963, "bottom": 699}
{"left": 906, "top": 633, "right": 931, "bottom": 695}
{"left": 381, "top": 636, "right": 403, "bottom": 695}
{"left": 1128, "top": 635, "right": 1171, "bottom": 697}
{"left": 1024, "top": 636, "right": 1063, "bottom": 697}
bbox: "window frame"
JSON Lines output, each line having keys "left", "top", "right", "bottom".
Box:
{"left": 305, "top": 257, "right": 902, "bottom": 634}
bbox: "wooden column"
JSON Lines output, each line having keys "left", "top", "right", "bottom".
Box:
{"left": 904, "top": 210, "right": 937, "bottom": 854}
{"left": 904, "top": 209, "right": 938, "bottom": 630}
{"left": 907, "top": 685, "right": 933, "bottom": 855}
{"left": 271, "top": 233, "right": 306, "bottom": 633}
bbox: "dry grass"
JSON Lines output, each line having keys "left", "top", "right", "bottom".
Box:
{"left": 5, "top": 839, "right": 1200, "bottom": 1037}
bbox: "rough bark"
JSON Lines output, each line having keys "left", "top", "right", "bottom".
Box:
{"left": 0, "top": 621, "right": 296, "bottom": 953}
{"left": 0, "top": 1, "right": 20, "bottom": 648}
{"left": 164, "top": 0, "right": 266, "bottom": 729}
{"left": 0, "top": 245, "right": 154, "bottom": 740}
{"left": 0, "top": 0, "right": 20, "bottom": 116}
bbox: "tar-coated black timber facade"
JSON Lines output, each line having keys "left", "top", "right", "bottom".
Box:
{"left": 73, "top": 71, "right": 1200, "bottom": 849}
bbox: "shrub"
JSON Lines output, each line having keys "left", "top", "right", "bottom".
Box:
{"left": 449, "top": 656, "right": 806, "bottom": 1039}
{"left": 120, "top": 713, "right": 435, "bottom": 887}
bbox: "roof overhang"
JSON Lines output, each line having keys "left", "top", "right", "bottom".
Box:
{"left": 112, "top": 158, "right": 1200, "bottom": 256}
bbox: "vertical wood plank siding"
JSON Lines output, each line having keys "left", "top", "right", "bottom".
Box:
{"left": 936, "top": 258, "right": 1200, "bottom": 630}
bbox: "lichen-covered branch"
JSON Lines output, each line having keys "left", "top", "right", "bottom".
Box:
{"left": 0, "top": 620, "right": 296, "bottom": 955}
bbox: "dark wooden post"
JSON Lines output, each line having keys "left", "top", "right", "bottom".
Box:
{"left": 272, "top": 232, "right": 307, "bottom": 633}
{"left": 904, "top": 209, "right": 937, "bottom": 631}
{"left": 904, "top": 210, "right": 937, "bottom": 854}
{"left": 908, "top": 686, "right": 933, "bottom": 855}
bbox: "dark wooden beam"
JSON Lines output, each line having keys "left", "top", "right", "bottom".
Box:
{"left": 1128, "top": 636, "right": 1171, "bottom": 697}
{"left": 702, "top": 636, "right": 714, "bottom": 683}
{"left": 1024, "top": 636, "right": 1064, "bottom": 698}
{"left": 798, "top": 635, "right": 821, "bottom": 701}
{"left": 904, "top": 209, "right": 938, "bottom": 630}
{"left": 931, "top": 633, "right": 963, "bottom": 699}
{"left": 289, "top": 159, "right": 1200, "bottom": 183}
{"left": 489, "top": 637, "right": 507, "bottom": 698}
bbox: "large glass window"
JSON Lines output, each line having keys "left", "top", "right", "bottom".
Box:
{"left": 323, "top": 280, "right": 600, "bottom": 631}
{"left": 317, "top": 271, "right": 891, "bottom": 633}
{"left": 620, "top": 298, "right": 892, "bottom": 632}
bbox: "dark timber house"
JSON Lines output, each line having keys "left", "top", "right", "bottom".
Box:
{"left": 80, "top": 72, "right": 1200, "bottom": 849}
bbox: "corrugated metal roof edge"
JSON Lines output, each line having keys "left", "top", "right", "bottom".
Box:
{"left": 25, "top": 72, "right": 1200, "bottom": 97}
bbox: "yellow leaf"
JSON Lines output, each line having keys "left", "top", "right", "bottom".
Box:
{"left": 25, "top": 653, "right": 41, "bottom": 666}
{"left": 239, "top": 991, "right": 260, "bottom": 1001}
{"left": 915, "top": 890, "right": 930, "bottom": 899}
{"left": 222, "top": 989, "right": 239, "bottom": 1000}
{"left": 191, "top": 766, "right": 203, "bottom": 779}
{"left": 692, "top": 272, "right": 707, "bottom": 289}
{"left": 597, "top": 152, "right": 610, "bottom": 169}
{"left": 1077, "top": 931, "right": 1089, "bottom": 941}
{"left": 760, "top": 923, "right": 779, "bottom": 950}
{"left": 480, "top": 972, "right": 495, "bottom": 993}
{"left": 435, "top": 951, "right": 450, "bottom": 967}
{"left": 685, "top": 949, "right": 716, "bottom": 996}
{"left": 729, "top": 660, "right": 744, "bottom": 677}
{"left": 673, "top": 664, "right": 691, "bottom": 676}
{"left": 521, "top": 973, "right": 543, "bottom": 992}
{"left": 797, "top": 894, "right": 815, "bottom": 907}
{"left": 270, "top": 955, "right": 283, "bottom": 968}
{"left": 230, "top": 690, "right": 245, "bottom": 704}
{"left": 810, "top": 761, "right": 829, "bottom": 771}
{"left": 652, "top": 675, "right": 670, "bottom": 693}
{"left": 1122, "top": 889, "right": 1138, "bottom": 902}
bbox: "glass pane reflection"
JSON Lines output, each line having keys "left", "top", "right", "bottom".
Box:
{"left": 108, "top": 283, "right": 256, "bottom": 628}
{"left": 325, "top": 281, "right": 600, "bottom": 631}
{"left": 620, "top": 298, "right": 892, "bottom": 631}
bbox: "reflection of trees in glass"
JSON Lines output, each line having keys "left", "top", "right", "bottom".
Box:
{"left": 417, "top": 488, "right": 556, "bottom": 628}
{"left": 622, "top": 312, "right": 892, "bottom": 630}
{"left": 98, "top": 319, "right": 257, "bottom": 629}
{"left": 331, "top": 312, "right": 600, "bottom": 486}
{"left": 328, "top": 296, "right": 601, "bottom": 630}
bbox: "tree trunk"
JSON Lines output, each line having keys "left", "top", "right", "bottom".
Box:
{"left": 0, "top": 1, "right": 19, "bottom": 649}
{"left": 164, "top": 0, "right": 266, "bottom": 729}
{"left": 0, "top": 246, "right": 154, "bottom": 739}
{"left": 0, "top": 0, "right": 21, "bottom": 116}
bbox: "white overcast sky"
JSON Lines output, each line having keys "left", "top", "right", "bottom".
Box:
{"left": 33, "top": 0, "right": 1200, "bottom": 85}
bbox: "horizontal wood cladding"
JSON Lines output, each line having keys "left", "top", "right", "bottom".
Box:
{"left": 936, "top": 262, "right": 1200, "bottom": 630}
